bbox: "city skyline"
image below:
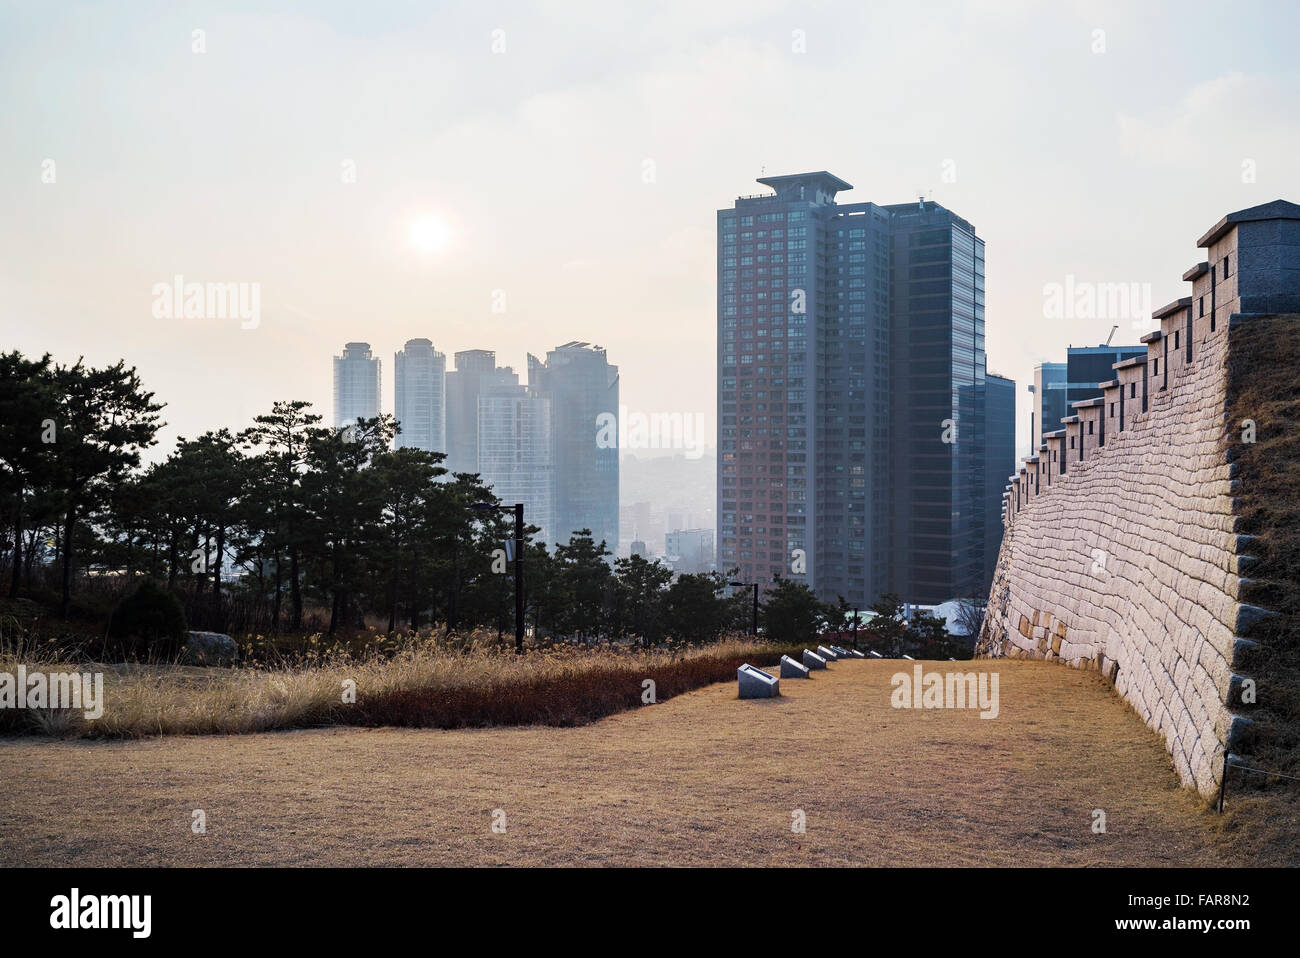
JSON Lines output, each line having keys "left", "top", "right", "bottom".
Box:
{"left": 355, "top": 338, "right": 619, "bottom": 552}
{"left": 8, "top": 3, "right": 1300, "bottom": 469}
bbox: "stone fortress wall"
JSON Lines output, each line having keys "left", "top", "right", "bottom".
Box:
{"left": 977, "top": 201, "right": 1300, "bottom": 798}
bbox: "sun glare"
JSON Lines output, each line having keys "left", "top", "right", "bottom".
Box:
{"left": 410, "top": 216, "right": 451, "bottom": 254}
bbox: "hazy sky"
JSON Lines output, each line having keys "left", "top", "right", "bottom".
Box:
{"left": 3, "top": 0, "right": 1298, "bottom": 462}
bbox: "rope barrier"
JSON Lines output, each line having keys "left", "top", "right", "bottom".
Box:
{"left": 1218, "top": 754, "right": 1300, "bottom": 812}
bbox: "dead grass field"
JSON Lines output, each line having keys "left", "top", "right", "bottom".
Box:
{"left": 0, "top": 659, "right": 1280, "bottom": 867}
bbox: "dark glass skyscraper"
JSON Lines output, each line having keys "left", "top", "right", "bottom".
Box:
{"left": 717, "top": 173, "right": 1007, "bottom": 607}
{"left": 886, "top": 200, "right": 987, "bottom": 603}
{"left": 1032, "top": 346, "right": 1144, "bottom": 447}
{"left": 983, "top": 373, "right": 1016, "bottom": 590}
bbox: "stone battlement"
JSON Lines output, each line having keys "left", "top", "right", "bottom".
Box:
{"left": 978, "top": 200, "right": 1300, "bottom": 799}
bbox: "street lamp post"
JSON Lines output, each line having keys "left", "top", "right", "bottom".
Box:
{"left": 472, "top": 502, "right": 525, "bottom": 654}
{"left": 727, "top": 580, "right": 759, "bottom": 636}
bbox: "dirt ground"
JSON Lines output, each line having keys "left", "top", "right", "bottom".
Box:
{"left": 0, "top": 659, "right": 1261, "bottom": 866}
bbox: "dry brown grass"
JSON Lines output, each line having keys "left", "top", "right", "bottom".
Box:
{"left": 0, "top": 659, "right": 1281, "bottom": 867}
{"left": 1221, "top": 314, "right": 1300, "bottom": 856}
{"left": 0, "top": 636, "right": 804, "bottom": 738}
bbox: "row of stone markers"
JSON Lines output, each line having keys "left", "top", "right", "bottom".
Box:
{"left": 737, "top": 644, "right": 867, "bottom": 699}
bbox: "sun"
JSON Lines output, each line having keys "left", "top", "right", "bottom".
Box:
{"left": 410, "top": 216, "right": 451, "bottom": 254}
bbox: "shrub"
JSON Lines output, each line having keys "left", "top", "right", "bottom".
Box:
{"left": 107, "top": 580, "right": 188, "bottom": 660}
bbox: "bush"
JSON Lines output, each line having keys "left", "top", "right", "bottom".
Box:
{"left": 107, "top": 580, "right": 188, "bottom": 660}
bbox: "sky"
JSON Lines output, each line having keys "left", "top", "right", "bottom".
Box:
{"left": 3, "top": 0, "right": 1299, "bottom": 463}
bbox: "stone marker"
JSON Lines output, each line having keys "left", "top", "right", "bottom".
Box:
{"left": 738, "top": 663, "right": 780, "bottom": 698}
{"left": 867, "top": 650, "right": 883, "bottom": 658}
{"left": 902, "top": 654, "right": 914, "bottom": 660}
{"left": 182, "top": 631, "right": 238, "bottom": 666}
{"left": 780, "top": 654, "right": 811, "bottom": 679}
{"left": 846, "top": 649, "right": 865, "bottom": 658}
{"left": 817, "top": 645, "right": 839, "bottom": 661}
{"left": 802, "top": 649, "right": 828, "bottom": 670}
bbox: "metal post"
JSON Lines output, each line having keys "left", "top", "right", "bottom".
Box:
{"left": 853, "top": 606, "right": 859, "bottom": 651}
{"left": 751, "top": 583, "right": 759, "bottom": 637}
{"left": 513, "top": 503, "right": 524, "bottom": 655}
{"left": 1218, "top": 751, "right": 1230, "bottom": 814}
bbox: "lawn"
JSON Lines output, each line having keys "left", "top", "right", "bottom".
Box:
{"left": 3, "top": 658, "right": 1283, "bottom": 867}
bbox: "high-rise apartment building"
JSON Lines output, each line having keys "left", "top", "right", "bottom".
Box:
{"left": 333, "top": 342, "right": 381, "bottom": 429}
{"left": 527, "top": 343, "right": 619, "bottom": 551}
{"left": 717, "top": 172, "right": 1011, "bottom": 607}
{"left": 443, "top": 345, "right": 618, "bottom": 553}
{"left": 393, "top": 338, "right": 446, "bottom": 454}
{"left": 445, "top": 349, "right": 512, "bottom": 474}
{"left": 718, "top": 173, "right": 888, "bottom": 602}
{"left": 476, "top": 379, "right": 553, "bottom": 546}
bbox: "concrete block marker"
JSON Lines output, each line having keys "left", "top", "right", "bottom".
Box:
{"left": 868, "top": 651, "right": 883, "bottom": 658}
{"left": 802, "top": 649, "right": 828, "bottom": 670}
{"left": 902, "top": 654, "right": 915, "bottom": 660}
{"left": 817, "top": 645, "right": 839, "bottom": 661}
{"left": 847, "top": 650, "right": 865, "bottom": 658}
{"left": 738, "top": 663, "right": 780, "bottom": 698}
{"left": 780, "top": 654, "right": 811, "bottom": 679}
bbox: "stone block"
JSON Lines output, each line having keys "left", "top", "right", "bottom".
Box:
{"left": 737, "top": 664, "right": 779, "bottom": 699}
{"left": 802, "top": 649, "right": 828, "bottom": 670}
{"left": 780, "top": 655, "right": 811, "bottom": 679}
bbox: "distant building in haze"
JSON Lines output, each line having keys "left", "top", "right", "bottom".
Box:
{"left": 445, "top": 349, "right": 511, "bottom": 474}
{"left": 665, "top": 528, "right": 714, "bottom": 574}
{"left": 393, "top": 338, "right": 446, "bottom": 454}
{"left": 333, "top": 342, "right": 381, "bottom": 429}
{"left": 528, "top": 343, "right": 619, "bottom": 552}
{"left": 476, "top": 378, "right": 553, "bottom": 546}
{"left": 1029, "top": 362, "right": 1067, "bottom": 451}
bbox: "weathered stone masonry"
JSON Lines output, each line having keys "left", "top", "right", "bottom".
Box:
{"left": 978, "top": 200, "right": 1300, "bottom": 799}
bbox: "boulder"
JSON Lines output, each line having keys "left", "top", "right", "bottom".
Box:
{"left": 182, "top": 631, "right": 238, "bottom": 666}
